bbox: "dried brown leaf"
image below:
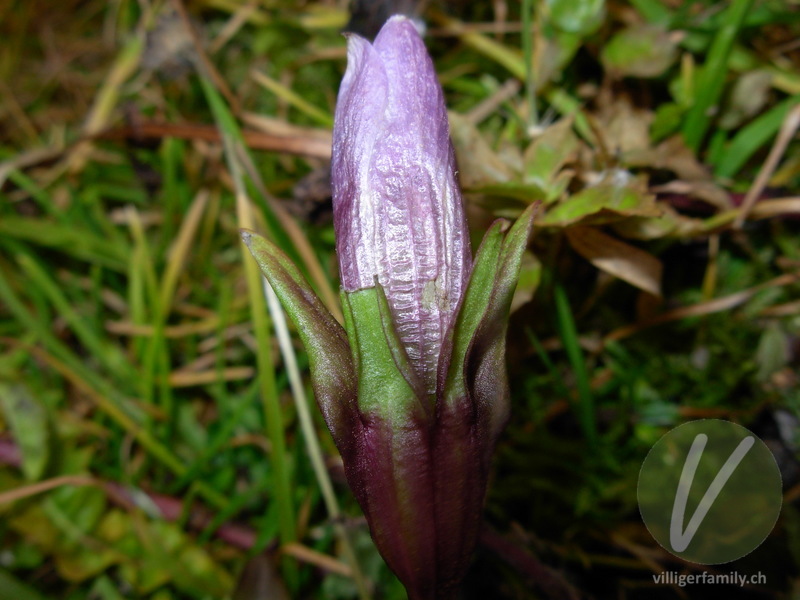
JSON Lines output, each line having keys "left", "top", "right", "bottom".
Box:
{"left": 566, "top": 226, "right": 663, "bottom": 296}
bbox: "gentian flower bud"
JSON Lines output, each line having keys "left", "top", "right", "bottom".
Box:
{"left": 242, "top": 15, "right": 535, "bottom": 599}
{"left": 331, "top": 16, "right": 471, "bottom": 397}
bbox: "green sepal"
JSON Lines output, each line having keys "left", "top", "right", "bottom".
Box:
{"left": 441, "top": 220, "right": 506, "bottom": 397}
{"left": 241, "top": 230, "right": 357, "bottom": 448}
{"left": 443, "top": 204, "right": 537, "bottom": 434}
{"left": 342, "top": 285, "right": 431, "bottom": 425}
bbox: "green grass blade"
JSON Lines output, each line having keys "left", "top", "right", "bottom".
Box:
{"left": 554, "top": 283, "right": 597, "bottom": 446}
{"left": 197, "top": 73, "right": 297, "bottom": 576}
{"left": 681, "top": 0, "right": 753, "bottom": 152}
{"left": 714, "top": 95, "right": 800, "bottom": 179}
{"left": 15, "top": 252, "right": 138, "bottom": 385}
{"left": 263, "top": 280, "right": 371, "bottom": 599}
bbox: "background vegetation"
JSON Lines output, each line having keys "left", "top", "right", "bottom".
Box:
{"left": 1, "top": 0, "right": 799, "bottom": 598}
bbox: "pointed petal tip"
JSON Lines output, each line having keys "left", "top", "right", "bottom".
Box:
{"left": 344, "top": 29, "right": 371, "bottom": 61}
{"left": 519, "top": 201, "right": 540, "bottom": 233}
{"left": 375, "top": 14, "right": 424, "bottom": 49}
{"left": 384, "top": 14, "right": 425, "bottom": 35}
{"left": 239, "top": 228, "right": 254, "bottom": 249}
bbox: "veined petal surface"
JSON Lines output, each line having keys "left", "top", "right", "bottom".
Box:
{"left": 332, "top": 16, "right": 471, "bottom": 394}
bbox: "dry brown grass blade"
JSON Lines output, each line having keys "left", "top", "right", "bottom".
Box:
{"left": 169, "top": 367, "right": 255, "bottom": 387}
{"left": 0, "top": 475, "right": 99, "bottom": 505}
{"left": 208, "top": 1, "right": 259, "bottom": 54}
{"left": 749, "top": 196, "right": 800, "bottom": 218}
{"left": 95, "top": 121, "right": 332, "bottom": 159}
{"left": 465, "top": 79, "right": 521, "bottom": 124}
{"left": 280, "top": 542, "right": 353, "bottom": 577}
{"left": 68, "top": 34, "right": 145, "bottom": 173}
{"left": 786, "top": 482, "right": 800, "bottom": 504}
{"left": 106, "top": 317, "right": 220, "bottom": 338}
{"left": 607, "top": 529, "right": 666, "bottom": 576}
{"left": 605, "top": 271, "right": 800, "bottom": 343}
{"left": 0, "top": 146, "right": 66, "bottom": 187}
{"left": 0, "top": 80, "right": 40, "bottom": 143}
{"left": 734, "top": 103, "right": 800, "bottom": 228}
{"left": 702, "top": 196, "right": 800, "bottom": 232}
{"left": 759, "top": 298, "right": 800, "bottom": 317}
{"left": 161, "top": 189, "right": 210, "bottom": 311}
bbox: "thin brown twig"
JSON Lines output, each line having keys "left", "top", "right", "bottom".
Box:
{"left": 733, "top": 103, "right": 800, "bottom": 228}
{"left": 605, "top": 271, "right": 800, "bottom": 343}
{"left": 0, "top": 474, "right": 100, "bottom": 505}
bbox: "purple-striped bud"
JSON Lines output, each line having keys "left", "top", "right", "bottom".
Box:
{"left": 331, "top": 16, "right": 472, "bottom": 395}
{"left": 244, "top": 14, "right": 535, "bottom": 600}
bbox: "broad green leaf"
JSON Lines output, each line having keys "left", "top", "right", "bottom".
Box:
{"left": 540, "top": 175, "right": 660, "bottom": 226}
{"left": 651, "top": 102, "right": 685, "bottom": 142}
{"left": 468, "top": 182, "right": 548, "bottom": 202}
{"left": 45, "top": 484, "right": 107, "bottom": 549}
{"left": 0, "top": 383, "right": 49, "bottom": 481}
{"left": 9, "top": 504, "right": 60, "bottom": 551}
{"left": 544, "top": 0, "right": 605, "bottom": 35}
{"left": 755, "top": 323, "right": 789, "bottom": 382}
{"left": 523, "top": 118, "right": 579, "bottom": 203}
{"left": 612, "top": 204, "right": 706, "bottom": 240}
{"left": 602, "top": 25, "right": 679, "bottom": 78}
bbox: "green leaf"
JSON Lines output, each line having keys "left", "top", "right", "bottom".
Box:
{"left": 241, "top": 230, "right": 357, "bottom": 448}
{"left": 714, "top": 95, "right": 800, "bottom": 178}
{"left": 544, "top": 0, "right": 605, "bottom": 35}
{"left": 540, "top": 176, "right": 660, "bottom": 227}
{"left": 89, "top": 576, "right": 128, "bottom": 600}
{"left": 0, "top": 567, "right": 49, "bottom": 600}
{"left": 755, "top": 323, "right": 788, "bottom": 382}
{"left": 523, "top": 118, "right": 579, "bottom": 203}
{"left": 0, "top": 383, "right": 50, "bottom": 481}
{"left": 601, "top": 25, "right": 679, "bottom": 78}
{"left": 651, "top": 102, "right": 685, "bottom": 142}
{"left": 681, "top": 0, "right": 754, "bottom": 151}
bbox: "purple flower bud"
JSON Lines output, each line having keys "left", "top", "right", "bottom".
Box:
{"left": 244, "top": 14, "right": 534, "bottom": 598}
{"left": 331, "top": 16, "right": 472, "bottom": 395}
